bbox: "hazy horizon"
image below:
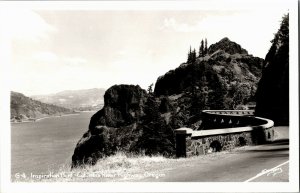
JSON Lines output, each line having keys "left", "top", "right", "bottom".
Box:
{"left": 2, "top": 2, "right": 289, "bottom": 96}
{"left": 12, "top": 87, "right": 107, "bottom": 97}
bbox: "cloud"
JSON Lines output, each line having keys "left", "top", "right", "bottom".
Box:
{"left": 161, "top": 17, "right": 201, "bottom": 32}
{"left": 63, "top": 57, "right": 87, "bottom": 66}
{"left": 33, "top": 51, "right": 58, "bottom": 63}
{"left": 0, "top": 9, "right": 57, "bottom": 41}
{"left": 32, "top": 51, "right": 87, "bottom": 67}
{"left": 160, "top": 13, "right": 241, "bottom": 33}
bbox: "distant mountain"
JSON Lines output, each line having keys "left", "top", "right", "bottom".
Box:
{"left": 31, "top": 88, "right": 106, "bottom": 111}
{"left": 11, "top": 91, "right": 73, "bottom": 122}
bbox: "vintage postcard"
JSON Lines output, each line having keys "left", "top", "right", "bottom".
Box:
{"left": 0, "top": 0, "right": 298, "bottom": 192}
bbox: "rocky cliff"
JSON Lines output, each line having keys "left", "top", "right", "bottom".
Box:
{"left": 255, "top": 14, "right": 289, "bottom": 125}
{"left": 72, "top": 85, "right": 175, "bottom": 167}
{"left": 88, "top": 85, "right": 147, "bottom": 129}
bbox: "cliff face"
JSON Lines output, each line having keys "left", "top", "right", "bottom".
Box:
{"left": 255, "top": 14, "right": 289, "bottom": 125}
{"left": 11, "top": 91, "right": 72, "bottom": 122}
{"left": 154, "top": 38, "right": 263, "bottom": 110}
{"left": 89, "top": 85, "right": 148, "bottom": 129}
{"left": 72, "top": 85, "right": 175, "bottom": 167}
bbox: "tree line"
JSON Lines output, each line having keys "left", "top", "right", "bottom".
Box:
{"left": 187, "top": 38, "right": 208, "bottom": 63}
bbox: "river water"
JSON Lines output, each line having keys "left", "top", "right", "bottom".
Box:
{"left": 11, "top": 111, "right": 95, "bottom": 180}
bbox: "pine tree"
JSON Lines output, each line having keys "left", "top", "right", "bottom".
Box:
{"left": 147, "top": 83, "right": 153, "bottom": 94}
{"left": 187, "top": 46, "right": 192, "bottom": 63}
{"left": 199, "top": 39, "right": 204, "bottom": 57}
{"left": 204, "top": 38, "right": 208, "bottom": 55}
{"left": 192, "top": 48, "right": 197, "bottom": 62}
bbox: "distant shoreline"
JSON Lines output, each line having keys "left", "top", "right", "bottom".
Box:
{"left": 74, "top": 110, "right": 98, "bottom": 113}
{"left": 35, "top": 113, "right": 81, "bottom": 122}
{"left": 11, "top": 112, "right": 82, "bottom": 124}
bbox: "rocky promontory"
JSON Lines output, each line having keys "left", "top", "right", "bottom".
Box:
{"left": 72, "top": 85, "right": 175, "bottom": 167}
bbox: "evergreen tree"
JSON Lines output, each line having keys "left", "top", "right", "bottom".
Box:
{"left": 187, "top": 46, "right": 192, "bottom": 63}
{"left": 199, "top": 39, "right": 204, "bottom": 57}
{"left": 204, "top": 38, "right": 208, "bottom": 55}
{"left": 144, "top": 96, "right": 160, "bottom": 123}
{"left": 187, "top": 46, "right": 197, "bottom": 63}
{"left": 192, "top": 48, "right": 197, "bottom": 62}
{"left": 131, "top": 96, "right": 175, "bottom": 156}
{"left": 147, "top": 83, "right": 153, "bottom": 94}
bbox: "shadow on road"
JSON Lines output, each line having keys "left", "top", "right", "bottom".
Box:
{"left": 245, "top": 147, "right": 289, "bottom": 152}
{"left": 265, "top": 139, "right": 289, "bottom": 146}
{"left": 253, "top": 153, "right": 289, "bottom": 159}
{"left": 239, "top": 139, "right": 289, "bottom": 154}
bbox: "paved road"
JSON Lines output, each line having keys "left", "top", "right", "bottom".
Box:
{"left": 140, "top": 126, "right": 289, "bottom": 182}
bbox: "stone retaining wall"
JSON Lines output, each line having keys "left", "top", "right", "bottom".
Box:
{"left": 175, "top": 110, "right": 275, "bottom": 157}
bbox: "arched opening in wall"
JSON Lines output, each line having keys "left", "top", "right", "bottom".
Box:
{"left": 209, "top": 140, "right": 222, "bottom": 152}
{"left": 268, "top": 132, "right": 271, "bottom": 139}
{"left": 238, "top": 137, "right": 247, "bottom": 146}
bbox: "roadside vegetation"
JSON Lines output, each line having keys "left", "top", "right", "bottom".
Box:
{"left": 15, "top": 149, "right": 246, "bottom": 182}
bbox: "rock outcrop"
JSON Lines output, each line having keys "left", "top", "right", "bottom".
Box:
{"left": 255, "top": 14, "right": 289, "bottom": 125}
{"left": 89, "top": 85, "right": 148, "bottom": 129}
{"left": 208, "top": 37, "right": 248, "bottom": 55}
{"left": 72, "top": 85, "right": 148, "bottom": 167}
{"left": 72, "top": 85, "right": 176, "bottom": 167}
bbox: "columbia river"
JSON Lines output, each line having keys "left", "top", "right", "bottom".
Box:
{"left": 11, "top": 111, "right": 95, "bottom": 180}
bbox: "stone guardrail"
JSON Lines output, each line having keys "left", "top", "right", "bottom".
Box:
{"left": 199, "top": 110, "right": 258, "bottom": 130}
{"left": 175, "top": 110, "right": 274, "bottom": 157}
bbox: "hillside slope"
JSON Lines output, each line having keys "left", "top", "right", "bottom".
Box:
{"left": 31, "top": 88, "right": 106, "bottom": 111}
{"left": 11, "top": 91, "right": 73, "bottom": 122}
{"left": 154, "top": 37, "right": 263, "bottom": 110}
{"left": 255, "top": 14, "right": 289, "bottom": 125}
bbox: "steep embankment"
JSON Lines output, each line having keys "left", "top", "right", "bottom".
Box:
{"left": 255, "top": 14, "right": 289, "bottom": 126}
{"left": 11, "top": 91, "right": 73, "bottom": 122}
{"left": 72, "top": 38, "right": 264, "bottom": 167}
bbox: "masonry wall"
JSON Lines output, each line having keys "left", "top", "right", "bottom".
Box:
{"left": 175, "top": 110, "right": 275, "bottom": 157}
{"left": 184, "top": 127, "right": 275, "bottom": 157}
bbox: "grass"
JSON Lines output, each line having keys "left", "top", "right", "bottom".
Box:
{"left": 14, "top": 149, "right": 240, "bottom": 182}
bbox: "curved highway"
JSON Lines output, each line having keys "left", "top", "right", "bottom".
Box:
{"left": 139, "top": 126, "right": 289, "bottom": 182}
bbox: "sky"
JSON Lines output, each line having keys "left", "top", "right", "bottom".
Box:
{"left": 1, "top": 2, "right": 290, "bottom": 96}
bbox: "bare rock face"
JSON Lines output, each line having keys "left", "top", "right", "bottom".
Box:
{"left": 89, "top": 85, "right": 148, "bottom": 129}
{"left": 255, "top": 14, "right": 289, "bottom": 125}
{"left": 208, "top": 37, "right": 248, "bottom": 55}
{"left": 71, "top": 126, "right": 117, "bottom": 167}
